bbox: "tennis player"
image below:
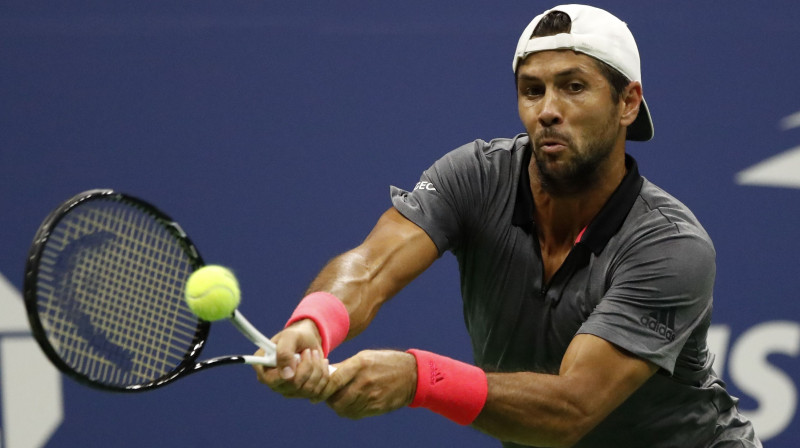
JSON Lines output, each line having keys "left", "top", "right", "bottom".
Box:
{"left": 255, "top": 5, "right": 762, "bottom": 447}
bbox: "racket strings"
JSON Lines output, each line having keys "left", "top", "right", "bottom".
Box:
{"left": 35, "top": 199, "right": 201, "bottom": 387}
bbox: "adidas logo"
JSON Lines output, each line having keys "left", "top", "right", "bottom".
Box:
{"left": 640, "top": 309, "right": 676, "bottom": 342}
{"left": 428, "top": 360, "right": 445, "bottom": 385}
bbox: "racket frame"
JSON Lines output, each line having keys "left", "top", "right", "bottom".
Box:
{"left": 24, "top": 189, "right": 211, "bottom": 392}
{"left": 24, "top": 189, "right": 312, "bottom": 393}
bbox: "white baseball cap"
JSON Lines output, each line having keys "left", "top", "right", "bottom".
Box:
{"left": 512, "top": 4, "right": 654, "bottom": 141}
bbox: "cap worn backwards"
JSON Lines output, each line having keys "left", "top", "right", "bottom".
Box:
{"left": 513, "top": 4, "right": 654, "bottom": 141}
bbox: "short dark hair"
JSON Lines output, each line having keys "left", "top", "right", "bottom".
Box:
{"left": 526, "top": 10, "right": 630, "bottom": 103}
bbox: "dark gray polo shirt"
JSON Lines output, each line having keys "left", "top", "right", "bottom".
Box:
{"left": 390, "top": 135, "right": 760, "bottom": 447}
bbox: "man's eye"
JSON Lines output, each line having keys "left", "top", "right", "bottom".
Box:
{"left": 523, "top": 86, "right": 544, "bottom": 97}
{"left": 567, "top": 82, "right": 584, "bottom": 92}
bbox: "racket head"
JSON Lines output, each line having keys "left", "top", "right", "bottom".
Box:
{"left": 24, "top": 189, "right": 210, "bottom": 392}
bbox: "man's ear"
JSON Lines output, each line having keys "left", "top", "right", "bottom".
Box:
{"left": 620, "top": 81, "right": 643, "bottom": 127}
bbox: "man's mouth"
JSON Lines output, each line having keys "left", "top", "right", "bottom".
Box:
{"left": 537, "top": 138, "right": 568, "bottom": 153}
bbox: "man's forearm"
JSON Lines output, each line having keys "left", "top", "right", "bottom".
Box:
{"left": 472, "top": 335, "right": 658, "bottom": 447}
{"left": 304, "top": 249, "right": 386, "bottom": 339}
{"left": 473, "top": 372, "right": 595, "bottom": 448}
{"left": 303, "top": 209, "right": 438, "bottom": 340}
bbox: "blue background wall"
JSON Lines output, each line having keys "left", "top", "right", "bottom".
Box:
{"left": 2, "top": 1, "right": 799, "bottom": 447}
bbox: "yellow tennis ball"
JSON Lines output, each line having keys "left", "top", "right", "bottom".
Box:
{"left": 185, "top": 265, "right": 240, "bottom": 321}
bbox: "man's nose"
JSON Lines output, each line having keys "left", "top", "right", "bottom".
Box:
{"left": 538, "top": 91, "right": 563, "bottom": 128}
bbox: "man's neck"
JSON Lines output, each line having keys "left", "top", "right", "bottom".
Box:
{"left": 529, "top": 149, "right": 627, "bottom": 252}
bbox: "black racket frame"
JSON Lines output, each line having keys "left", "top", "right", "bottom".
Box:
{"left": 23, "top": 189, "right": 216, "bottom": 392}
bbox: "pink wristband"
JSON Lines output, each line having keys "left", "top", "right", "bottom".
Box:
{"left": 406, "top": 349, "right": 488, "bottom": 425}
{"left": 285, "top": 291, "right": 350, "bottom": 357}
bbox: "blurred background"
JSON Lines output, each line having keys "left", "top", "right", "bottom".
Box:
{"left": 2, "top": 1, "right": 799, "bottom": 446}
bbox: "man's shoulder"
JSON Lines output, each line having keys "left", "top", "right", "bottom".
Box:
{"left": 638, "top": 179, "right": 707, "bottom": 226}
{"left": 433, "top": 134, "right": 530, "bottom": 181}
{"left": 445, "top": 134, "right": 529, "bottom": 162}
{"left": 628, "top": 177, "right": 714, "bottom": 249}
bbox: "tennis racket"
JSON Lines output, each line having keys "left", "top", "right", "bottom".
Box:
{"left": 24, "top": 189, "right": 321, "bottom": 392}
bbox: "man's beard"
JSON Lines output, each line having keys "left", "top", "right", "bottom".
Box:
{"left": 532, "top": 127, "right": 617, "bottom": 197}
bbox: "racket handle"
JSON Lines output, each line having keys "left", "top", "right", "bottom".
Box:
{"left": 231, "top": 310, "right": 336, "bottom": 373}
{"left": 243, "top": 355, "right": 336, "bottom": 374}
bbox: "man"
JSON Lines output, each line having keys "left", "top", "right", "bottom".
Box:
{"left": 255, "top": 5, "right": 761, "bottom": 447}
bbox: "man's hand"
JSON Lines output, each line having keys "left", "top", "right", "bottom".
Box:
{"left": 322, "top": 350, "right": 417, "bottom": 419}
{"left": 253, "top": 319, "right": 331, "bottom": 400}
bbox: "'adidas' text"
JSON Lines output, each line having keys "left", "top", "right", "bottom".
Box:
{"left": 640, "top": 309, "right": 676, "bottom": 342}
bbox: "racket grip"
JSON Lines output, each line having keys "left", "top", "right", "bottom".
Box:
{"left": 290, "top": 354, "right": 336, "bottom": 374}
{"left": 292, "top": 353, "right": 337, "bottom": 374}
{"left": 231, "top": 311, "right": 335, "bottom": 373}
{"left": 244, "top": 354, "right": 336, "bottom": 374}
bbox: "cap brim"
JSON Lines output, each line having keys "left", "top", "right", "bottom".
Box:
{"left": 627, "top": 96, "right": 654, "bottom": 141}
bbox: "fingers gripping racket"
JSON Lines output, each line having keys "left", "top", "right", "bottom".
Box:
{"left": 24, "top": 189, "right": 315, "bottom": 392}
